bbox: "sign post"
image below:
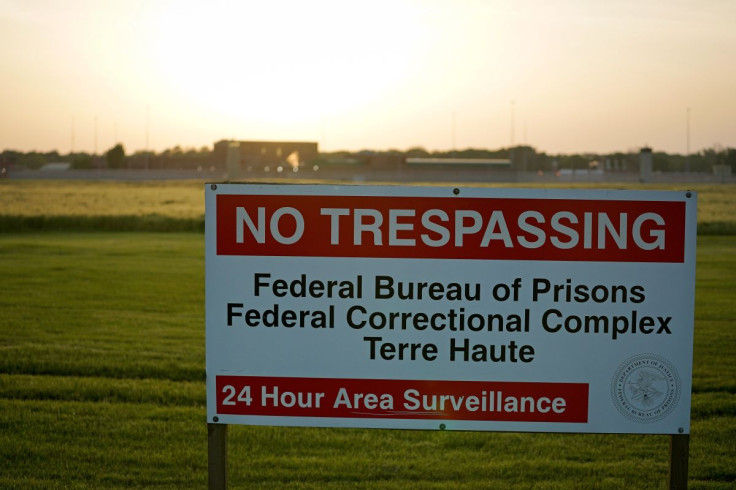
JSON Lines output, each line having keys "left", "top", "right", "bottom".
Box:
{"left": 669, "top": 433, "right": 690, "bottom": 489}
{"left": 207, "top": 422, "right": 227, "bottom": 490}
{"left": 206, "top": 184, "right": 696, "bottom": 486}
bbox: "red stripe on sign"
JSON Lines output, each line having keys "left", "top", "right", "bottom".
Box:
{"left": 215, "top": 194, "right": 686, "bottom": 262}
{"left": 216, "top": 376, "right": 589, "bottom": 423}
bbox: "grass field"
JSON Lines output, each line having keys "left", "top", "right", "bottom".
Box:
{"left": 1, "top": 180, "right": 734, "bottom": 488}
{"left": 1, "top": 180, "right": 736, "bottom": 234}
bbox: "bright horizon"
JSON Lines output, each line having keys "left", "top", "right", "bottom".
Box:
{"left": 1, "top": 0, "right": 734, "bottom": 156}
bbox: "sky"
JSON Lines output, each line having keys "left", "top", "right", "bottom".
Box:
{"left": 1, "top": 0, "right": 734, "bottom": 155}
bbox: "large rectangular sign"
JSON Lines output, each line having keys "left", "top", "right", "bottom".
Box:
{"left": 206, "top": 184, "right": 696, "bottom": 434}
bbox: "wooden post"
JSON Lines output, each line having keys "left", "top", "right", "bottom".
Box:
{"left": 208, "top": 423, "right": 228, "bottom": 490}
{"left": 668, "top": 434, "right": 689, "bottom": 490}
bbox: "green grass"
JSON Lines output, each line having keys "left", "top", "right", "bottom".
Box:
{"left": 0, "top": 180, "right": 205, "bottom": 218}
{"left": 0, "top": 180, "right": 205, "bottom": 232}
{"left": 1, "top": 232, "right": 734, "bottom": 488}
{"left": 1, "top": 180, "right": 735, "bottom": 234}
{"left": 0, "top": 234, "right": 203, "bottom": 381}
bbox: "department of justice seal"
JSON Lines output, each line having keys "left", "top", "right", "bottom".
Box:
{"left": 611, "top": 353, "right": 680, "bottom": 423}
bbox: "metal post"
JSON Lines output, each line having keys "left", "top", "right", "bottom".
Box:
{"left": 208, "top": 423, "right": 228, "bottom": 490}
{"left": 668, "top": 434, "right": 689, "bottom": 490}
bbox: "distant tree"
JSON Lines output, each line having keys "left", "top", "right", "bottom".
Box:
{"left": 406, "top": 147, "right": 430, "bottom": 158}
{"left": 726, "top": 148, "right": 736, "bottom": 172}
{"left": 530, "top": 151, "right": 549, "bottom": 172}
{"left": 106, "top": 144, "right": 126, "bottom": 169}
{"left": 653, "top": 152, "right": 670, "bottom": 172}
{"left": 662, "top": 153, "right": 687, "bottom": 172}
{"left": 47, "top": 150, "right": 62, "bottom": 161}
{"left": 699, "top": 147, "right": 724, "bottom": 173}
{"left": 71, "top": 154, "right": 93, "bottom": 169}
{"left": 1, "top": 150, "right": 20, "bottom": 165}
{"left": 17, "top": 152, "right": 47, "bottom": 170}
{"left": 557, "top": 154, "right": 588, "bottom": 171}
{"left": 456, "top": 148, "right": 487, "bottom": 158}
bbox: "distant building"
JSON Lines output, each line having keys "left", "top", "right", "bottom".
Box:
{"left": 213, "top": 140, "right": 319, "bottom": 173}
{"left": 405, "top": 157, "right": 511, "bottom": 168}
{"left": 639, "top": 147, "right": 653, "bottom": 183}
{"left": 39, "top": 162, "right": 71, "bottom": 171}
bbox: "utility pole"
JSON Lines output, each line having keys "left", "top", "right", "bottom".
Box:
{"left": 145, "top": 105, "right": 150, "bottom": 170}
{"left": 451, "top": 110, "right": 457, "bottom": 153}
{"left": 510, "top": 100, "right": 516, "bottom": 147}
{"left": 685, "top": 108, "right": 691, "bottom": 173}
{"left": 523, "top": 119, "right": 527, "bottom": 145}
{"left": 71, "top": 116, "right": 75, "bottom": 154}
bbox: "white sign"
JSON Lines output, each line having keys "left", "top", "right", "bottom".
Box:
{"left": 205, "top": 184, "right": 696, "bottom": 434}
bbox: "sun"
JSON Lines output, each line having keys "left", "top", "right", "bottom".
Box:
{"left": 149, "top": 0, "right": 425, "bottom": 130}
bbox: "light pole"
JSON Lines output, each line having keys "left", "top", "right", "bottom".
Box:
{"left": 685, "top": 107, "right": 690, "bottom": 173}
{"left": 510, "top": 100, "right": 516, "bottom": 147}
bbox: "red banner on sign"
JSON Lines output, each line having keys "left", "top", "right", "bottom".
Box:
{"left": 216, "top": 376, "right": 589, "bottom": 423}
{"left": 216, "top": 194, "right": 685, "bottom": 262}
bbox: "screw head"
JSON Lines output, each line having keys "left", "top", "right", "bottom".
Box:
{"left": 439, "top": 423, "right": 446, "bottom": 430}
{"left": 213, "top": 416, "right": 219, "bottom": 423}
{"left": 211, "top": 184, "right": 218, "bottom": 191}
{"left": 453, "top": 188, "right": 460, "bottom": 195}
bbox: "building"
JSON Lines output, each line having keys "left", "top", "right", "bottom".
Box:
{"left": 213, "top": 140, "right": 319, "bottom": 174}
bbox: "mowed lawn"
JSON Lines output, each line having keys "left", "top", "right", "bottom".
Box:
{"left": 1, "top": 233, "right": 734, "bottom": 488}
{"left": 0, "top": 181, "right": 734, "bottom": 488}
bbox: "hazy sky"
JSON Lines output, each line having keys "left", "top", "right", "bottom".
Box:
{"left": 1, "top": 0, "right": 734, "bottom": 155}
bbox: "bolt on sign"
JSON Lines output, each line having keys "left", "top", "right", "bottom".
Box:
{"left": 205, "top": 184, "right": 696, "bottom": 434}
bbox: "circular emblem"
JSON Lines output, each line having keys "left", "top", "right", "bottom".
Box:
{"left": 611, "top": 353, "right": 680, "bottom": 423}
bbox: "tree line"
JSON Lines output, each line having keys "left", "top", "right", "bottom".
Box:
{"left": 2, "top": 143, "right": 735, "bottom": 174}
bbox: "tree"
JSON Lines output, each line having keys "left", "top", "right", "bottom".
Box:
{"left": 406, "top": 147, "right": 430, "bottom": 158}
{"left": 726, "top": 148, "right": 736, "bottom": 172}
{"left": 106, "top": 144, "right": 126, "bottom": 169}
{"left": 17, "top": 152, "right": 47, "bottom": 170}
{"left": 71, "top": 153, "right": 93, "bottom": 169}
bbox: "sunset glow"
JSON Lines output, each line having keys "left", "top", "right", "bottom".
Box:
{"left": 1, "top": 0, "right": 734, "bottom": 154}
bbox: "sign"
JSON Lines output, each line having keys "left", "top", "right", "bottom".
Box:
{"left": 205, "top": 184, "right": 696, "bottom": 434}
